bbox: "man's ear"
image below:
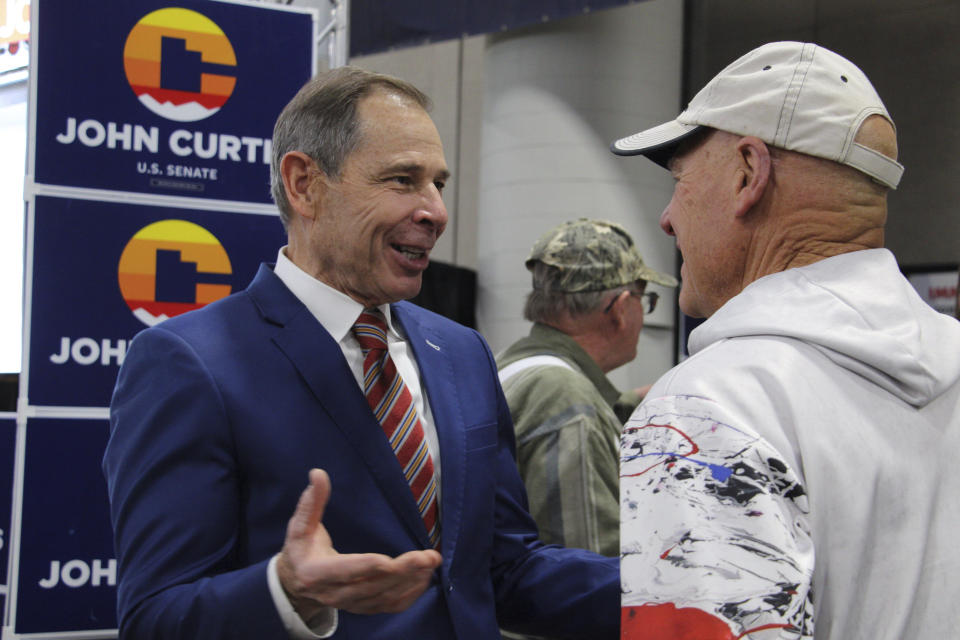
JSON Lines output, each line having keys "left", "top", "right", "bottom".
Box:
{"left": 607, "top": 290, "right": 630, "bottom": 330}
{"left": 733, "top": 136, "right": 771, "bottom": 218}
{"left": 279, "top": 151, "right": 324, "bottom": 221}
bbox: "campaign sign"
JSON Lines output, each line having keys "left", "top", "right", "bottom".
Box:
{"left": 32, "top": 0, "right": 314, "bottom": 204}
{"left": 13, "top": 418, "right": 115, "bottom": 635}
{"left": 1, "top": 415, "right": 14, "bottom": 614}
{"left": 26, "top": 194, "right": 286, "bottom": 408}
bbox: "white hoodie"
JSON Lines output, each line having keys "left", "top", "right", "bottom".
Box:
{"left": 620, "top": 249, "right": 960, "bottom": 640}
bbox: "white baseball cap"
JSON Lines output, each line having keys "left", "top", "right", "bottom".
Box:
{"left": 611, "top": 41, "right": 904, "bottom": 189}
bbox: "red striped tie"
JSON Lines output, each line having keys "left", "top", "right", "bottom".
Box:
{"left": 352, "top": 309, "right": 440, "bottom": 549}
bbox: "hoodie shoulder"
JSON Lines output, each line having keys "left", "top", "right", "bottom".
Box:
{"left": 689, "top": 250, "right": 960, "bottom": 407}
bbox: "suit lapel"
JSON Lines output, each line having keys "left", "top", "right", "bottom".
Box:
{"left": 391, "top": 303, "right": 466, "bottom": 561}
{"left": 247, "top": 267, "right": 431, "bottom": 546}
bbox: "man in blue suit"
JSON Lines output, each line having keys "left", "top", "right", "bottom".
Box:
{"left": 103, "top": 66, "right": 619, "bottom": 639}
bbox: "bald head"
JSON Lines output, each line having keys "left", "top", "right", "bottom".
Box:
{"left": 743, "top": 117, "right": 895, "bottom": 279}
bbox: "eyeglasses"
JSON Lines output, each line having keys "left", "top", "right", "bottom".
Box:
{"left": 603, "top": 290, "right": 659, "bottom": 315}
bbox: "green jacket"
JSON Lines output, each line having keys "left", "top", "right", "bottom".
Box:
{"left": 496, "top": 323, "right": 640, "bottom": 557}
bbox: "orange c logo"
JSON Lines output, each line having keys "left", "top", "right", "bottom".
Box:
{"left": 118, "top": 220, "right": 233, "bottom": 327}
{"left": 123, "top": 8, "right": 237, "bottom": 122}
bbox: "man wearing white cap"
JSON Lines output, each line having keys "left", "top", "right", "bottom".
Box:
{"left": 611, "top": 42, "right": 960, "bottom": 639}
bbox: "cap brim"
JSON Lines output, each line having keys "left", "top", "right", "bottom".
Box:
{"left": 611, "top": 120, "right": 703, "bottom": 168}
{"left": 637, "top": 265, "right": 678, "bottom": 288}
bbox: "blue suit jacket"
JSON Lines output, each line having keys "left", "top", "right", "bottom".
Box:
{"left": 103, "top": 264, "right": 618, "bottom": 639}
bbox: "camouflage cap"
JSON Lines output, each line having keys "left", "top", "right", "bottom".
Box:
{"left": 526, "top": 219, "right": 678, "bottom": 292}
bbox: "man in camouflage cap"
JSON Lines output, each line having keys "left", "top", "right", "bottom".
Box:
{"left": 495, "top": 218, "right": 676, "bottom": 569}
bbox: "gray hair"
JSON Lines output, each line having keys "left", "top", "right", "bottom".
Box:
{"left": 269, "top": 66, "right": 432, "bottom": 227}
{"left": 523, "top": 262, "right": 632, "bottom": 323}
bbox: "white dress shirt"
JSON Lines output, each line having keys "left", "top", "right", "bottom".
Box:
{"left": 266, "top": 247, "right": 442, "bottom": 638}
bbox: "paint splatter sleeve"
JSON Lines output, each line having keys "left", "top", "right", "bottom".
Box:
{"left": 620, "top": 394, "right": 815, "bottom": 640}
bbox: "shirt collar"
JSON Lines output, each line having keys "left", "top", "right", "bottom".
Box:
{"left": 274, "top": 247, "right": 395, "bottom": 342}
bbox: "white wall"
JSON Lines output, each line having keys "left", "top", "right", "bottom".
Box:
{"left": 474, "top": 0, "right": 683, "bottom": 390}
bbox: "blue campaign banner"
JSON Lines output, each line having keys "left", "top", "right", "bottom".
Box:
{"left": 26, "top": 195, "right": 286, "bottom": 408}
{"left": 13, "top": 418, "right": 115, "bottom": 635}
{"left": 32, "top": 0, "right": 314, "bottom": 204}
{"left": 1, "top": 415, "right": 14, "bottom": 609}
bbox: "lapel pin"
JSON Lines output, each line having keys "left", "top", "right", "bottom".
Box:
{"left": 425, "top": 339, "right": 441, "bottom": 351}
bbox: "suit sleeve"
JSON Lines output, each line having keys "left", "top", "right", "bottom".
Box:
{"left": 102, "top": 327, "right": 287, "bottom": 640}
{"left": 620, "top": 394, "right": 815, "bottom": 639}
{"left": 474, "top": 334, "right": 620, "bottom": 639}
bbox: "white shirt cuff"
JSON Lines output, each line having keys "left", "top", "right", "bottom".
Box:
{"left": 267, "top": 554, "right": 338, "bottom": 639}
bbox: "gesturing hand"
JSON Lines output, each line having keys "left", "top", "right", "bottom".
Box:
{"left": 276, "top": 469, "right": 443, "bottom": 622}
{"left": 634, "top": 384, "right": 653, "bottom": 401}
